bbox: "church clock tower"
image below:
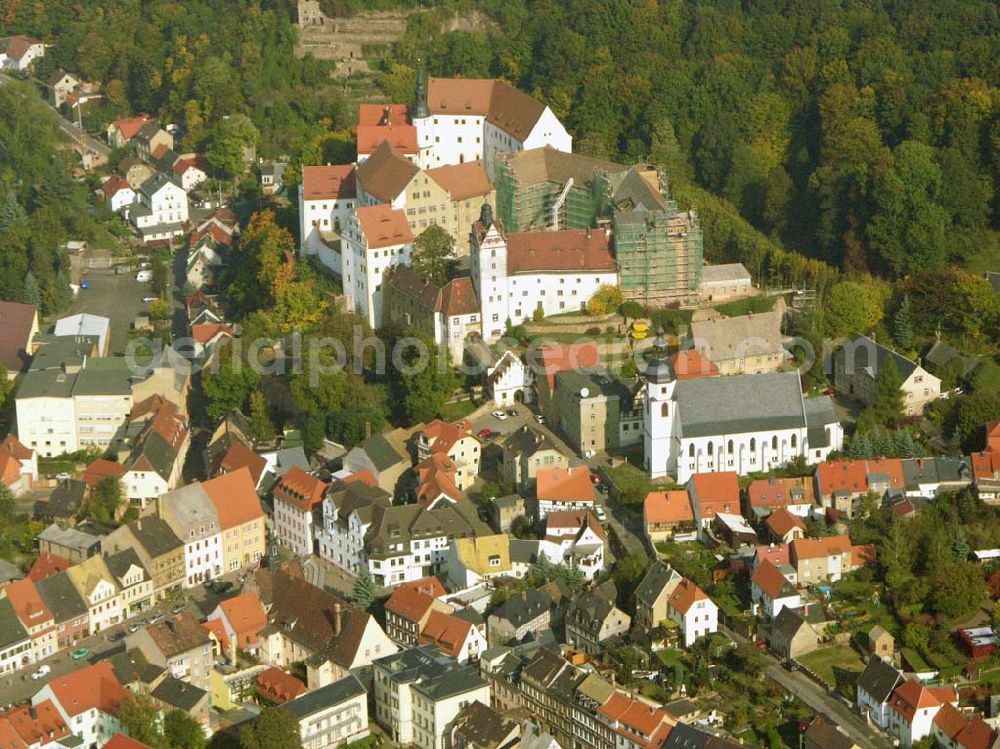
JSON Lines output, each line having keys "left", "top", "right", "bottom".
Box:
{"left": 643, "top": 329, "right": 678, "bottom": 479}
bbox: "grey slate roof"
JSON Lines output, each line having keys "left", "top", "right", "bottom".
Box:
{"left": 700, "top": 263, "right": 750, "bottom": 284}
{"left": 836, "top": 334, "right": 918, "bottom": 380}
{"left": 772, "top": 605, "right": 809, "bottom": 641}
{"left": 38, "top": 523, "right": 102, "bottom": 555}
{"left": 634, "top": 560, "right": 681, "bottom": 610}
{"left": 0, "top": 559, "right": 23, "bottom": 585}
{"left": 107, "top": 649, "right": 165, "bottom": 686}
{"left": 675, "top": 371, "right": 807, "bottom": 438}
{"left": 412, "top": 665, "right": 487, "bottom": 700}
{"left": 0, "top": 598, "right": 29, "bottom": 649}
{"left": 104, "top": 548, "right": 148, "bottom": 582}
{"left": 35, "top": 571, "right": 88, "bottom": 622}
{"left": 283, "top": 673, "right": 366, "bottom": 720}
{"left": 356, "top": 433, "right": 408, "bottom": 472}
{"left": 687, "top": 308, "right": 784, "bottom": 361}
{"left": 804, "top": 396, "right": 839, "bottom": 448}
{"left": 151, "top": 675, "right": 208, "bottom": 710}
{"left": 509, "top": 540, "right": 539, "bottom": 565}
{"left": 856, "top": 657, "right": 903, "bottom": 702}
{"left": 490, "top": 588, "right": 553, "bottom": 629}
{"left": 924, "top": 340, "right": 979, "bottom": 378}
{"left": 902, "top": 457, "right": 972, "bottom": 488}
{"left": 124, "top": 516, "right": 183, "bottom": 558}
{"left": 126, "top": 428, "right": 177, "bottom": 480}
{"left": 45, "top": 479, "right": 86, "bottom": 521}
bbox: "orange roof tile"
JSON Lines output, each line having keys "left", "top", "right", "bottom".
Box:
{"left": 852, "top": 543, "right": 877, "bottom": 566}
{"left": 110, "top": 115, "right": 151, "bottom": 142}
{"left": 46, "top": 661, "right": 128, "bottom": 718}
{"left": 101, "top": 174, "right": 131, "bottom": 199}
{"left": 747, "top": 476, "right": 817, "bottom": 509}
{"left": 934, "top": 702, "right": 968, "bottom": 741}
{"left": 27, "top": 553, "right": 69, "bottom": 582}
{"left": 689, "top": 472, "right": 740, "bottom": 520}
{"left": 815, "top": 459, "right": 868, "bottom": 497}
{"left": 437, "top": 277, "right": 479, "bottom": 316}
{"left": 219, "top": 592, "right": 267, "bottom": 647}
{"left": 618, "top": 701, "right": 668, "bottom": 738}
{"left": 426, "top": 160, "right": 492, "bottom": 201}
{"left": 202, "top": 467, "right": 263, "bottom": 530}
{"left": 385, "top": 586, "right": 436, "bottom": 623}
{"left": 538, "top": 342, "right": 601, "bottom": 391}
{"left": 668, "top": 350, "right": 719, "bottom": 380}
{"left": 3, "top": 578, "right": 53, "bottom": 629}
{"left": 256, "top": 667, "right": 306, "bottom": 703}
{"left": 422, "top": 419, "right": 472, "bottom": 456}
{"left": 82, "top": 459, "right": 125, "bottom": 488}
{"left": 356, "top": 123, "right": 419, "bottom": 155}
{"left": 191, "top": 322, "right": 234, "bottom": 345}
{"left": 668, "top": 577, "right": 708, "bottom": 615}
{"left": 416, "top": 454, "right": 462, "bottom": 509}
{"left": 356, "top": 204, "right": 413, "bottom": 249}
{"left": 358, "top": 103, "right": 410, "bottom": 127}
{"left": 987, "top": 418, "right": 1000, "bottom": 453}
{"left": 0, "top": 718, "right": 27, "bottom": 749}
{"left": 274, "top": 466, "right": 328, "bottom": 512}
{"left": 754, "top": 543, "right": 790, "bottom": 568}
{"left": 342, "top": 470, "right": 377, "bottom": 487}
{"left": 956, "top": 716, "right": 996, "bottom": 749}
{"left": 751, "top": 559, "right": 795, "bottom": 600}
{"left": 765, "top": 507, "right": 806, "bottom": 539}
{"left": 6, "top": 700, "right": 68, "bottom": 746}
{"left": 105, "top": 735, "right": 156, "bottom": 749}
{"left": 790, "top": 535, "right": 852, "bottom": 562}
{"left": 536, "top": 466, "right": 596, "bottom": 503}
{"left": 506, "top": 228, "right": 615, "bottom": 274}
{"left": 972, "top": 451, "right": 1000, "bottom": 479}
{"left": 644, "top": 490, "right": 694, "bottom": 524}
{"left": 217, "top": 442, "right": 267, "bottom": 487}
{"left": 301, "top": 164, "right": 356, "bottom": 201}
{"left": 418, "top": 610, "right": 474, "bottom": 657}
{"left": 597, "top": 692, "right": 632, "bottom": 720}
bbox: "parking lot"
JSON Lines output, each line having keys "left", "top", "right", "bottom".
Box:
{"left": 60, "top": 267, "right": 157, "bottom": 354}
{"left": 465, "top": 401, "right": 578, "bottom": 455}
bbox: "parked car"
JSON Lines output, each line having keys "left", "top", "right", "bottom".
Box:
{"left": 534, "top": 414, "right": 546, "bottom": 424}
{"left": 107, "top": 631, "right": 125, "bottom": 642}
{"left": 31, "top": 665, "right": 51, "bottom": 680}
{"left": 170, "top": 603, "right": 186, "bottom": 615}
{"left": 782, "top": 659, "right": 799, "bottom": 672}
{"left": 476, "top": 428, "right": 493, "bottom": 440}
{"left": 80, "top": 280, "right": 90, "bottom": 290}
{"left": 142, "top": 296, "right": 158, "bottom": 303}
{"left": 589, "top": 472, "right": 600, "bottom": 485}
{"left": 135, "top": 270, "right": 153, "bottom": 282}
{"left": 148, "top": 613, "right": 165, "bottom": 625}
{"left": 491, "top": 410, "right": 508, "bottom": 420}
{"left": 214, "top": 581, "right": 234, "bottom": 595}
{"left": 128, "top": 622, "right": 141, "bottom": 633}
{"left": 594, "top": 506, "right": 607, "bottom": 522}
{"left": 70, "top": 648, "right": 89, "bottom": 660}
{"left": 55, "top": 472, "right": 71, "bottom": 481}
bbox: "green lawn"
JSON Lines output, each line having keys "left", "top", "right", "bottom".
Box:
{"left": 438, "top": 399, "right": 479, "bottom": 421}
{"left": 799, "top": 646, "right": 864, "bottom": 686}
{"left": 38, "top": 458, "right": 77, "bottom": 477}
{"left": 713, "top": 295, "right": 778, "bottom": 317}
{"left": 656, "top": 648, "right": 685, "bottom": 668}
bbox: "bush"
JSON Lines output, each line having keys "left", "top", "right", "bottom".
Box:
{"left": 586, "top": 326, "right": 601, "bottom": 335}
{"left": 532, "top": 307, "right": 545, "bottom": 322}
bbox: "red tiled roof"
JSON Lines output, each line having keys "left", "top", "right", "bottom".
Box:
{"left": 956, "top": 716, "right": 997, "bottom": 749}
{"left": 219, "top": 592, "right": 268, "bottom": 648}
{"left": 668, "top": 577, "right": 709, "bottom": 615}
{"left": 301, "top": 164, "right": 356, "bottom": 201}
{"left": 0, "top": 436, "right": 31, "bottom": 487}
{"left": 506, "top": 228, "right": 615, "bottom": 274}
{"left": 972, "top": 451, "right": 1000, "bottom": 479}
{"left": 0, "top": 300, "right": 37, "bottom": 373}
{"left": 790, "top": 535, "right": 852, "bottom": 561}
{"left": 418, "top": 609, "right": 474, "bottom": 658}
{"left": 536, "top": 466, "right": 596, "bottom": 503}
{"left": 416, "top": 454, "right": 462, "bottom": 509}
{"left": 889, "top": 679, "right": 957, "bottom": 722}
{"left": 852, "top": 543, "right": 877, "bottom": 566}
{"left": 754, "top": 543, "right": 790, "bottom": 569}
{"left": 151, "top": 143, "right": 169, "bottom": 161}
{"left": 544, "top": 509, "right": 607, "bottom": 543}
{"left": 934, "top": 702, "right": 969, "bottom": 742}
{"left": 0, "top": 718, "right": 27, "bottom": 749}
{"left": 385, "top": 586, "right": 437, "bottom": 623}
{"left": 421, "top": 419, "right": 473, "bottom": 456}
{"left": 342, "top": 470, "right": 377, "bottom": 487}
{"left": 987, "top": 418, "right": 1000, "bottom": 453}
{"left": 644, "top": 490, "right": 694, "bottom": 524}
{"left": 426, "top": 78, "right": 547, "bottom": 141}
{"left": 356, "top": 204, "right": 413, "bottom": 249}
{"left": 82, "top": 459, "right": 125, "bottom": 488}
{"left": 747, "top": 476, "right": 817, "bottom": 508}
{"left": 3, "top": 578, "right": 53, "bottom": 629}
{"left": 751, "top": 559, "right": 794, "bottom": 600}
{"left": 191, "top": 322, "right": 234, "bottom": 345}
{"left": 202, "top": 467, "right": 263, "bottom": 530}
{"left": 2, "top": 35, "right": 41, "bottom": 63}
{"left": 274, "top": 466, "right": 328, "bottom": 512}
{"left": 110, "top": 115, "right": 151, "bottom": 142}
{"left": 356, "top": 124, "right": 418, "bottom": 155}
{"left": 437, "top": 277, "right": 479, "bottom": 316}
{"left": 815, "top": 459, "right": 868, "bottom": 497}
{"left": 689, "top": 471, "right": 740, "bottom": 519}
{"left": 101, "top": 174, "right": 131, "bottom": 198}
{"left": 6, "top": 700, "right": 68, "bottom": 746}
{"left": 358, "top": 103, "right": 410, "bottom": 127}
{"left": 105, "top": 735, "right": 156, "bottom": 749}
{"left": 256, "top": 667, "right": 306, "bottom": 704}
{"left": 189, "top": 222, "right": 233, "bottom": 247}
{"left": 217, "top": 442, "right": 267, "bottom": 487}
{"left": 27, "top": 553, "right": 70, "bottom": 583}
{"left": 426, "top": 160, "right": 492, "bottom": 201}
{"left": 765, "top": 507, "right": 805, "bottom": 539}
{"left": 172, "top": 157, "right": 206, "bottom": 177}
{"left": 538, "top": 342, "right": 601, "bottom": 391}
{"left": 669, "top": 350, "right": 719, "bottom": 380}
{"left": 46, "top": 662, "right": 128, "bottom": 718}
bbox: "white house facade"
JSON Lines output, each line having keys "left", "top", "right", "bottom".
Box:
{"left": 131, "top": 173, "right": 189, "bottom": 243}
{"left": 298, "top": 164, "right": 356, "bottom": 269}
{"left": 342, "top": 204, "right": 413, "bottom": 326}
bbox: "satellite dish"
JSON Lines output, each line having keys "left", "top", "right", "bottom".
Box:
{"left": 580, "top": 387, "right": 590, "bottom": 398}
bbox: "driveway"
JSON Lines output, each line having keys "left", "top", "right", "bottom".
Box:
{"left": 466, "top": 401, "right": 577, "bottom": 460}
{"left": 58, "top": 268, "right": 154, "bottom": 354}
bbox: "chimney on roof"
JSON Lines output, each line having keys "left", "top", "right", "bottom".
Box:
{"left": 334, "top": 602, "right": 342, "bottom": 636}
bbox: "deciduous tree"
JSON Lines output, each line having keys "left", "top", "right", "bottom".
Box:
{"left": 410, "top": 225, "right": 456, "bottom": 286}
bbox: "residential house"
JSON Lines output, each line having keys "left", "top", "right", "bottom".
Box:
{"left": 0, "top": 435, "right": 36, "bottom": 497}
{"left": 565, "top": 582, "right": 630, "bottom": 656}
{"left": 634, "top": 561, "right": 683, "bottom": 629}
{"left": 417, "top": 420, "right": 480, "bottom": 491}
{"left": 769, "top": 606, "right": 819, "bottom": 659}
{"left": 118, "top": 156, "right": 155, "bottom": 189}
{"left": 118, "top": 399, "right": 189, "bottom": 508}
{"left": 28, "top": 553, "right": 67, "bottom": 583}
{"left": 372, "top": 645, "right": 490, "bottom": 749}
{"left": 485, "top": 349, "right": 532, "bottom": 407}
{"left": 554, "top": 369, "right": 644, "bottom": 453}
{"left": 594, "top": 691, "right": 675, "bottom": 749}
{"left": 489, "top": 494, "right": 526, "bottom": 534}
{"left": 101, "top": 174, "right": 135, "bottom": 213}
{"left": 315, "top": 478, "right": 392, "bottom": 575}
{"left": 856, "top": 657, "right": 904, "bottom": 730}
{"left": 157, "top": 482, "right": 223, "bottom": 587}
{"left": 205, "top": 591, "right": 268, "bottom": 658}
{"left": 0, "top": 300, "right": 39, "bottom": 379}
{"left": 713, "top": 512, "right": 758, "bottom": 547}
{"left": 665, "top": 578, "right": 717, "bottom": 647}
{"left": 150, "top": 676, "right": 210, "bottom": 728}
{"left": 901, "top": 456, "right": 973, "bottom": 499}
{"left": 251, "top": 566, "right": 397, "bottom": 689}
{"left": 342, "top": 428, "right": 412, "bottom": 495}
{"left": 415, "top": 453, "right": 464, "bottom": 510}
{"left": 298, "top": 164, "right": 357, "bottom": 268}
{"left": 802, "top": 716, "right": 861, "bottom": 749}
{"left": 130, "top": 173, "right": 188, "bottom": 244}
{"left": 185, "top": 235, "right": 224, "bottom": 291}
{"left": 766, "top": 507, "right": 807, "bottom": 543}
{"left": 1, "top": 578, "right": 56, "bottom": 662}
{"left": 687, "top": 471, "right": 740, "bottom": 530}
{"left": 260, "top": 161, "right": 288, "bottom": 196}
{"left": 256, "top": 667, "right": 306, "bottom": 704}
{"left": 125, "top": 611, "right": 215, "bottom": 691}
{"left": 356, "top": 102, "right": 418, "bottom": 163}
{"left": 419, "top": 609, "right": 487, "bottom": 664}
{"left": 106, "top": 115, "right": 151, "bottom": 148}
{"left": 813, "top": 458, "right": 905, "bottom": 517}
{"left": 384, "top": 576, "right": 450, "bottom": 645}
{"left": 171, "top": 155, "right": 208, "bottom": 192}
{"left": 682, "top": 303, "right": 786, "bottom": 376}
{"left": 66, "top": 555, "right": 121, "bottom": 634}
{"left": 53, "top": 312, "right": 111, "bottom": 356}
{"left": 38, "top": 523, "right": 102, "bottom": 563}
{"left": 867, "top": 625, "right": 895, "bottom": 660}
{"left": 446, "top": 534, "right": 513, "bottom": 589}
{"left": 834, "top": 335, "right": 941, "bottom": 416}
{"left": 931, "top": 703, "right": 998, "bottom": 749}
{"left": 202, "top": 468, "right": 266, "bottom": 575}
{"left": 487, "top": 588, "right": 558, "bottom": 647}
{"left": 697, "top": 263, "right": 752, "bottom": 303}
{"left": 0, "top": 699, "right": 71, "bottom": 747}
{"left": 499, "top": 426, "right": 569, "bottom": 492}
{"left": 972, "top": 429, "right": 1000, "bottom": 503}
{"left": 342, "top": 203, "right": 414, "bottom": 326}
{"left": 535, "top": 466, "right": 596, "bottom": 520}
{"left": 133, "top": 122, "right": 174, "bottom": 163}
{"left": 102, "top": 517, "right": 185, "bottom": 599}
{"left": 745, "top": 476, "right": 817, "bottom": 520}
{"left": 534, "top": 342, "right": 601, "bottom": 425}
{"left": 751, "top": 559, "right": 800, "bottom": 620}
{"left": 643, "top": 489, "right": 697, "bottom": 544}
{"left": 790, "top": 535, "right": 862, "bottom": 583}
{"left": 887, "top": 679, "right": 959, "bottom": 748}
{"left": 32, "top": 661, "right": 128, "bottom": 749}
{"left": 35, "top": 572, "right": 89, "bottom": 648}
{"left": 0, "top": 35, "right": 44, "bottom": 71}
{"left": 273, "top": 466, "right": 328, "bottom": 557}
{"left": 0, "top": 598, "right": 31, "bottom": 675}
{"left": 102, "top": 549, "right": 153, "bottom": 618}
{"left": 449, "top": 701, "right": 519, "bottom": 749}
{"left": 283, "top": 674, "right": 370, "bottom": 749}
{"left": 539, "top": 510, "right": 606, "bottom": 580}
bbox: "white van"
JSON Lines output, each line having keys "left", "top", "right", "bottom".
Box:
{"left": 135, "top": 270, "right": 153, "bottom": 282}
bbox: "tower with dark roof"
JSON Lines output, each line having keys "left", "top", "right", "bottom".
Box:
{"left": 643, "top": 328, "right": 678, "bottom": 478}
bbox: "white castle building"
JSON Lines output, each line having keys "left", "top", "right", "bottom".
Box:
{"left": 642, "top": 334, "right": 843, "bottom": 483}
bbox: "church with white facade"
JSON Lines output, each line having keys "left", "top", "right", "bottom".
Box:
{"left": 642, "top": 334, "right": 843, "bottom": 483}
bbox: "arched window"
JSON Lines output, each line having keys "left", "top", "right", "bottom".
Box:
{"left": 750, "top": 438, "right": 756, "bottom": 452}
{"left": 728, "top": 440, "right": 734, "bottom": 454}
{"left": 661, "top": 403, "right": 669, "bottom": 417}
{"left": 689, "top": 444, "right": 695, "bottom": 457}
{"left": 772, "top": 435, "right": 778, "bottom": 450}
{"left": 791, "top": 434, "right": 797, "bottom": 449}
{"left": 707, "top": 443, "right": 714, "bottom": 455}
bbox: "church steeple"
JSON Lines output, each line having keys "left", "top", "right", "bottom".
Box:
{"left": 645, "top": 327, "right": 673, "bottom": 383}
{"left": 414, "top": 60, "right": 428, "bottom": 119}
